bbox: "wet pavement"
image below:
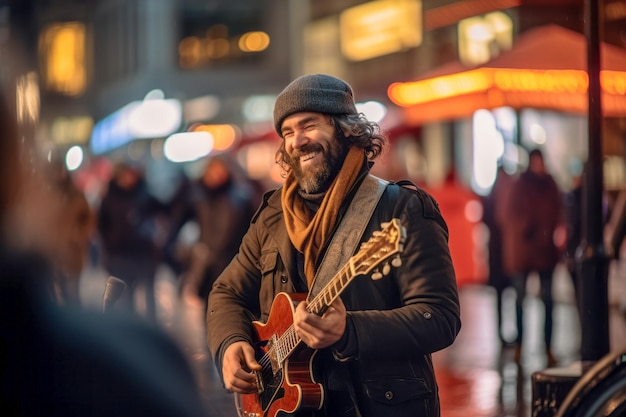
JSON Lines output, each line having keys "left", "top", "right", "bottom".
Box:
{"left": 79, "top": 260, "right": 626, "bottom": 417}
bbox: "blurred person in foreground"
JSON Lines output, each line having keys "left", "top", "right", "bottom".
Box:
{"left": 499, "top": 148, "right": 564, "bottom": 367}
{"left": 97, "top": 161, "right": 166, "bottom": 323}
{"left": 206, "top": 74, "right": 461, "bottom": 417}
{"left": 166, "top": 154, "right": 261, "bottom": 309}
{"left": 0, "top": 91, "right": 210, "bottom": 416}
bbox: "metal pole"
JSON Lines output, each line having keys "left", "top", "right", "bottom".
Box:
{"left": 578, "top": 0, "right": 610, "bottom": 363}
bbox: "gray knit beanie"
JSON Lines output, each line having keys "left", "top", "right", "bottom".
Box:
{"left": 273, "top": 74, "right": 358, "bottom": 135}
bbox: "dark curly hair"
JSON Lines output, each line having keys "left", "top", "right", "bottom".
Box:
{"left": 275, "top": 113, "right": 387, "bottom": 176}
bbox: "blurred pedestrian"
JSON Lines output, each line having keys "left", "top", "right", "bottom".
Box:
{"left": 0, "top": 88, "right": 210, "bottom": 417}
{"left": 44, "top": 156, "right": 95, "bottom": 306}
{"left": 166, "top": 154, "right": 261, "bottom": 308}
{"left": 97, "top": 162, "right": 166, "bottom": 323}
{"left": 483, "top": 165, "right": 515, "bottom": 346}
{"left": 499, "top": 148, "right": 563, "bottom": 366}
{"left": 563, "top": 167, "right": 584, "bottom": 314}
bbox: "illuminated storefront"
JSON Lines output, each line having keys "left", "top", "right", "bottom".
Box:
{"left": 388, "top": 24, "right": 626, "bottom": 193}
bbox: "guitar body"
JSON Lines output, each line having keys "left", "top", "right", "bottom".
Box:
{"left": 235, "top": 292, "right": 324, "bottom": 417}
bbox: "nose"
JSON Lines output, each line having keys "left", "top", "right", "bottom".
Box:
{"left": 291, "top": 128, "right": 309, "bottom": 150}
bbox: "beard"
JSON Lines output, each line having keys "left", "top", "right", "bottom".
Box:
{"left": 284, "top": 140, "right": 348, "bottom": 194}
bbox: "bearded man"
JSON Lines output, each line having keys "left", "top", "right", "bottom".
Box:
{"left": 206, "top": 74, "right": 461, "bottom": 417}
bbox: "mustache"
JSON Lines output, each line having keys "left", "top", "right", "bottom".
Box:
{"left": 284, "top": 144, "right": 324, "bottom": 168}
{"left": 291, "top": 143, "right": 323, "bottom": 159}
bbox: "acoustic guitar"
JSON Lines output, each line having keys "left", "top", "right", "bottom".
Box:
{"left": 235, "top": 218, "right": 406, "bottom": 417}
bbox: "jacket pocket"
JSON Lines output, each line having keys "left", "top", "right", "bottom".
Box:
{"left": 259, "top": 249, "right": 278, "bottom": 274}
{"left": 364, "top": 376, "right": 432, "bottom": 404}
{"left": 360, "top": 376, "right": 432, "bottom": 417}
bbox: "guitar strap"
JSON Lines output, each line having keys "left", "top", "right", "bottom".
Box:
{"left": 307, "top": 174, "right": 388, "bottom": 301}
{"left": 307, "top": 174, "right": 387, "bottom": 417}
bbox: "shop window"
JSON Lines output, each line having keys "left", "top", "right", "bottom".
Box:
{"left": 458, "top": 11, "right": 512, "bottom": 66}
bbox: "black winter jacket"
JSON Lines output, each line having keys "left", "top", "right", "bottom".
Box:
{"left": 206, "top": 169, "right": 461, "bottom": 417}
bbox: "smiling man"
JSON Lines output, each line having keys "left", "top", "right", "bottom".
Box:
{"left": 206, "top": 74, "right": 461, "bottom": 417}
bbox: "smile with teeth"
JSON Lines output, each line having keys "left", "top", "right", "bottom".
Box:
{"left": 300, "top": 151, "right": 320, "bottom": 163}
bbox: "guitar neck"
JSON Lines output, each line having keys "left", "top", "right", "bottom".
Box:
{"left": 307, "top": 261, "right": 354, "bottom": 316}
{"left": 275, "top": 263, "right": 354, "bottom": 361}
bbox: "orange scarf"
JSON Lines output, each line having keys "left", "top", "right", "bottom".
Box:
{"left": 282, "top": 146, "right": 364, "bottom": 288}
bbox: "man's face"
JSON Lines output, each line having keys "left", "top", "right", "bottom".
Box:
{"left": 280, "top": 112, "right": 348, "bottom": 194}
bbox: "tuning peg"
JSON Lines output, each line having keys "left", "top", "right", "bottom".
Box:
{"left": 381, "top": 221, "right": 389, "bottom": 228}
{"left": 371, "top": 270, "right": 383, "bottom": 280}
{"left": 391, "top": 256, "right": 402, "bottom": 267}
{"left": 382, "top": 263, "right": 391, "bottom": 275}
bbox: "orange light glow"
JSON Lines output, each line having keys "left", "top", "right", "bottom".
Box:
{"left": 238, "top": 31, "right": 270, "bottom": 52}
{"left": 40, "top": 22, "right": 86, "bottom": 96}
{"left": 388, "top": 68, "right": 626, "bottom": 122}
{"left": 388, "top": 69, "right": 491, "bottom": 106}
{"left": 602, "top": 70, "right": 626, "bottom": 95}
{"left": 189, "top": 123, "right": 240, "bottom": 151}
{"left": 178, "top": 36, "right": 202, "bottom": 68}
{"left": 492, "top": 69, "right": 588, "bottom": 94}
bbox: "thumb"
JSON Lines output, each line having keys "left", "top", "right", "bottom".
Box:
{"left": 242, "top": 344, "right": 262, "bottom": 371}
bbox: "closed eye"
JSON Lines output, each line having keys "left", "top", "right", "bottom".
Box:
{"left": 282, "top": 124, "right": 320, "bottom": 139}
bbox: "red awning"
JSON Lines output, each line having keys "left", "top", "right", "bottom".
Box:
{"left": 388, "top": 25, "right": 626, "bottom": 124}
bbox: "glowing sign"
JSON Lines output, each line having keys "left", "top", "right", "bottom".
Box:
{"left": 388, "top": 68, "right": 626, "bottom": 120}
{"left": 340, "top": 0, "right": 422, "bottom": 61}
{"left": 40, "top": 22, "right": 86, "bottom": 96}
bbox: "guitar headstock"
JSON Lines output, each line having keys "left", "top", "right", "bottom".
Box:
{"left": 352, "top": 218, "right": 406, "bottom": 279}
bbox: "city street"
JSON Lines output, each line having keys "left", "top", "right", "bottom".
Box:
{"left": 3, "top": 1, "right": 625, "bottom": 415}
{"left": 80, "top": 260, "right": 626, "bottom": 417}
